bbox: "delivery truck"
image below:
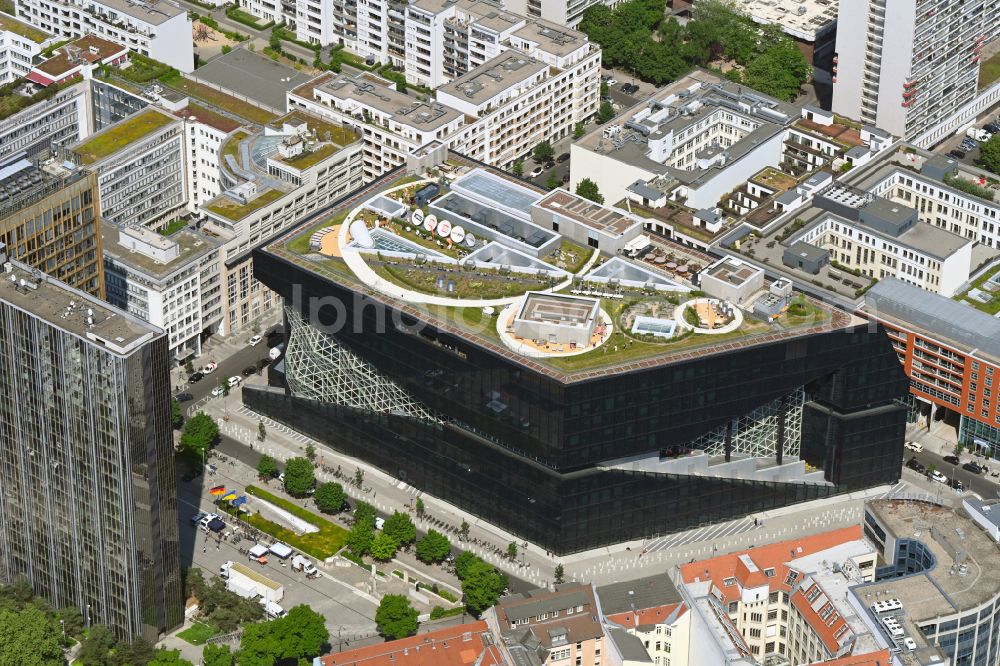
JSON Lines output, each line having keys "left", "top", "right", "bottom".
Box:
{"left": 291, "top": 555, "right": 318, "bottom": 577}
{"left": 219, "top": 561, "right": 284, "bottom": 603}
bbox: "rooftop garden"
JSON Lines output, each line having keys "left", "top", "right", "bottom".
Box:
{"left": 980, "top": 51, "right": 1000, "bottom": 90}
{"left": 370, "top": 259, "right": 556, "bottom": 300}
{"left": 182, "top": 102, "right": 243, "bottom": 133}
{"left": 279, "top": 143, "right": 340, "bottom": 170}
{"left": 158, "top": 218, "right": 188, "bottom": 236}
{"left": 287, "top": 209, "right": 350, "bottom": 255}
{"left": 221, "top": 130, "right": 250, "bottom": 163}
{"left": 956, "top": 262, "right": 1000, "bottom": 314}
{"left": 944, "top": 171, "right": 997, "bottom": 203}
{"left": 752, "top": 167, "right": 797, "bottom": 191}
{"left": 0, "top": 74, "right": 79, "bottom": 121}
{"left": 0, "top": 12, "right": 50, "bottom": 42}
{"left": 542, "top": 239, "right": 592, "bottom": 274}
{"left": 163, "top": 76, "right": 277, "bottom": 124}
{"left": 74, "top": 109, "right": 175, "bottom": 164}
{"left": 205, "top": 187, "right": 286, "bottom": 221}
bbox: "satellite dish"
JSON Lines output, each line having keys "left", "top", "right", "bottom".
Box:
{"left": 450, "top": 225, "right": 465, "bottom": 244}
{"left": 412, "top": 209, "right": 425, "bottom": 226}
{"left": 465, "top": 233, "right": 477, "bottom": 248}
{"left": 424, "top": 214, "right": 437, "bottom": 232}
{"left": 437, "top": 219, "right": 452, "bottom": 238}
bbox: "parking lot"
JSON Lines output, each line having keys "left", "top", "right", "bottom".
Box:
{"left": 937, "top": 111, "right": 1000, "bottom": 166}
{"left": 176, "top": 474, "right": 388, "bottom": 639}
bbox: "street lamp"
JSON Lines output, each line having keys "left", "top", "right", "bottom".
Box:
{"left": 60, "top": 619, "right": 65, "bottom": 647}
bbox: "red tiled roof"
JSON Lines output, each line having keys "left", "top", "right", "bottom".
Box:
{"left": 790, "top": 578, "right": 852, "bottom": 654}
{"left": 810, "top": 649, "right": 892, "bottom": 666}
{"left": 606, "top": 603, "right": 684, "bottom": 629}
{"left": 316, "top": 621, "right": 503, "bottom": 666}
{"left": 678, "top": 526, "right": 863, "bottom": 605}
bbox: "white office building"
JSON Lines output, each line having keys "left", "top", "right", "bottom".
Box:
{"left": 0, "top": 14, "right": 53, "bottom": 83}
{"left": 832, "top": 0, "right": 1000, "bottom": 142}
{"left": 14, "top": 0, "right": 194, "bottom": 72}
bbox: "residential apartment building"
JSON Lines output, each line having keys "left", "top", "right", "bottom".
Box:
{"left": 785, "top": 183, "right": 973, "bottom": 297}
{"left": 598, "top": 573, "right": 691, "bottom": 666}
{"left": 0, "top": 252, "right": 183, "bottom": 641}
{"left": 14, "top": 0, "right": 194, "bottom": 72}
{"left": 676, "top": 526, "right": 879, "bottom": 664}
{"left": 25, "top": 33, "right": 127, "bottom": 87}
{"left": 288, "top": 27, "right": 599, "bottom": 179}
{"left": 103, "top": 222, "right": 223, "bottom": 361}
{"left": 0, "top": 13, "right": 53, "bottom": 83}
{"left": 0, "top": 154, "right": 104, "bottom": 296}
{"left": 68, "top": 106, "right": 187, "bottom": 230}
{"left": 199, "top": 111, "right": 364, "bottom": 336}
{"left": 831, "top": 0, "right": 1000, "bottom": 141}
{"left": 862, "top": 277, "right": 1000, "bottom": 453}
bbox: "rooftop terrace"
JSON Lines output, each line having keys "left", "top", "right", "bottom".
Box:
{"left": 858, "top": 500, "right": 1000, "bottom": 624}
{"left": 266, "top": 162, "right": 849, "bottom": 381}
{"left": 102, "top": 221, "right": 220, "bottom": 280}
{"left": 73, "top": 107, "right": 177, "bottom": 165}
{"left": 32, "top": 35, "right": 123, "bottom": 79}
{"left": 438, "top": 51, "right": 545, "bottom": 105}
{"left": 537, "top": 189, "right": 641, "bottom": 236}
{"left": 268, "top": 110, "right": 358, "bottom": 170}
{"left": 318, "top": 73, "right": 463, "bottom": 130}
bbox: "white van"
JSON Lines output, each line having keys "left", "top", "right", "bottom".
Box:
{"left": 259, "top": 599, "right": 286, "bottom": 619}
{"left": 904, "top": 441, "right": 923, "bottom": 453}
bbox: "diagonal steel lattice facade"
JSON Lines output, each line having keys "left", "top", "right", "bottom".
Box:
{"left": 685, "top": 387, "right": 806, "bottom": 458}
{"left": 284, "top": 307, "right": 440, "bottom": 423}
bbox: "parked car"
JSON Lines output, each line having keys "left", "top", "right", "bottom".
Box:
{"left": 189, "top": 372, "right": 205, "bottom": 383}
{"left": 943, "top": 455, "right": 961, "bottom": 465}
{"left": 963, "top": 138, "right": 979, "bottom": 149}
{"left": 985, "top": 123, "right": 1000, "bottom": 134}
{"left": 557, "top": 153, "right": 570, "bottom": 163}
{"left": 249, "top": 335, "right": 263, "bottom": 346}
{"left": 242, "top": 366, "right": 257, "bottom": 377}
{"left": 227, "top": 375, "right": 242, "bottom": 388}
{"left": 605, "top": 78, "right": 618, "bottom": 86}
{"left": 905, "top": 458, "right": 926, "bottom": 473}
{"left": 529, "top": 166, "right": 544, "bottom": 178}
{"left": 962, "top": 461, "right": 984, "bottom": 474}
{"left": 928, "top": 470, "right": 948, "bottom": 483}
{"left": 190, "top": 511, "right": 208, "bottom": 526}
{"left": 949, "top": 478, "right": 965, "bottom": 491}
{"left": 211, "top": 386, "right": 225, "bottom": 397}
{"left": 175, "top": 392, "right": 194, "bottom": 402}
{"left": 904, "top": 441, "right": 923, "bottom": 452}
{"left": 203, "top": 362, "right": 218, "bottom": 374}
{"left": 949, "top": 149, "right": 967, "bottom": 159}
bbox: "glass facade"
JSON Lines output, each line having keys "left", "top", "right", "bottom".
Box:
{"left": 0, "top": 295, "right": 182, "bottom": 641}
{"left": 247, "top": 249, "right": 910, "bottom": 554}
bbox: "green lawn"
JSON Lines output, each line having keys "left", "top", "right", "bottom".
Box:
{"left": 177, "top": 622, "right": 217, "bottom": 646}
{"left": 165, "top": 78, "right": 277, "bottom": 124}
{"left": 0, "top": 12, "right": 49, "bottom": 42}
{"left": 242, "top": 485, "right": 349, "bottom": 560}
{"left": 75, "top": 110, "right": 174, "bottom": 164}
{"left": 225, "top": 6, "right": 272, "bottom": 29}
{"left": 957, "top": 262, "right": 1000, "bottom": 314}
{"left": 542, "top": 239, "right": 593, "bottom": 274}
{"left": 205, "top": 188, "right": 286, "bottom": 221}
{"left": 159, "top": 219, "right": 188, "bottom": 236}
{"left": 221, "top": 130, "right": 249, "bottom": 163}
{"left": 286, "top": 209, "right": 349, "bottom": 255}
{"left": 281, "top": 143, "right": 340, "bottom": 170}
{"left": 980, "top": 51, "right": 1000, "bottom": 89}
{"left": 371, "top": 260, "right": 553, "bottom": 299}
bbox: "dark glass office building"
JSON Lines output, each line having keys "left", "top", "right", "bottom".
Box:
{"left": 248, "top": 246, "right": 908, "bottom": 554}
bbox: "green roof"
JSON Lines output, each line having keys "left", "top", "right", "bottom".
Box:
{"left": 0, "top": 12, "right": 50, "bottom": 43}
{"left": 205, "top": 187, "right": 286, "bottom": 221}
{"left": 75, "top": 109, "right": 176, "bottom": 165}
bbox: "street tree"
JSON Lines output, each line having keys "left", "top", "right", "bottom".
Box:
{"left": 0, "top": 605, "right": 64, "bottom": 666}
{"left": 354, "top": 468, "right": 365, "bottom": 488}
{"left": 257, "top": 455, "right": 279, "bottom": 479}
{"left": 375, "top": 595, "right": 418, "bottom": 640}
{"left": 305, "top": 443, "right": 316, "bottom": 461}
{"left": 382, "top": 511, "right": 416, "bottom": 547}
{"left": 461, "top": 559, "right": 507, "bottom": 616}
{"left": 415, "top": 498, "right": 425, "bottom": 518}
{"left": 120, "top": 638, "right": 155, "bottom": 665}
{"left": 454, "top": 551, "right": 478, "bottom": 580}
{"left": 459, "top": 520, "right": 470, "bottom": 542}
{"left": 258, "top": 419, "right": 267, "bottom": 442}
{"left": 77, "top": 625, "right": 118, "bottom": 666}
{"left": 512, "top": 160, "right": 524, "bottom": 176}
{"left": 346, "top": 520, "right": 374, "bottom": 556}
{"left": 279, "top": 605, "right": 329, "bottom": 659}
{"left": 415, "top": 529, "right": 451, "bottom": 564}
{"left": 179, "top": 412, "right": 219, "bottom": 461}
{"left": 575, "top": 178, "right": 604, "bottom": 204}
{"left": 574, "top": 122, "right": 586, "bottom": 139}
{"left": 533, "top": 140, "right": 554, "bottom": 164}
{"left": 370, "top": 531, "right": 399, "bottom": 561}
{"left": 202, "top": 643, "right": 234, "bottom": 666}
{"left": 355, "top": 501, "right": 376, "bottom": 528}
{"left": 283, "top": 457, "right": 315, "bottom": 497}
{"left": 981, "top": 134, "right": 1000, "bottom": 174}
{"left": 596, "top": 101, "right": 615, "bottom": 124}
{"left": 546, "top": 172, "right": 561, "bottom": 190}
{"left": 171, "top": 398, "right": 183, "bottom": 429}
{"left": 184, "top": 359, "right": 195, "bottom": 375}
{"left": 554, "top": 564, "right": 566, "bottom": 584}
{"left": 507, "top": 541, "right": 518, "bottom": 561}
{"left": 148, "top": 648, "right": 195, "bottom": 666}
{"left": 314, "top": 482, "right": 346, "bottom": 514}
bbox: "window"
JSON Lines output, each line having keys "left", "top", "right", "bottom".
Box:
{"left": 550, "top": 648, "right": 571, "bottom": 661}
